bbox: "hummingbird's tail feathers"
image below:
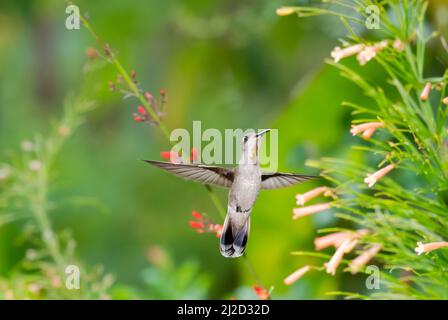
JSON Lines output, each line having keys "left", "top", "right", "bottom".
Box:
{"left": 233, "top": 216, "right": 250, "bottom": 257}
{"left": 219, "top": 215, "right": 250, "bottom": 258}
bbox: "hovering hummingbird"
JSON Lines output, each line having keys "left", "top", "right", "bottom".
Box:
{"left": 144, "top": 129, "right": 316, "bottom": 258}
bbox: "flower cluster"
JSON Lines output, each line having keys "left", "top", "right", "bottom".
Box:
{"left": 330, "top": 40, "right": 398, "bottom": 66}
{"left": 189, "top": 211, "right": 223, "bottom": 238}
{"left": 293, "top": 186, "right": 335, "bottom": 219}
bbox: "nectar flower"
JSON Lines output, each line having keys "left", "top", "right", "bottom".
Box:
{"left": 325, "top": 238, "right": 356, "bottom": 276}
{"left": 29, "top": 160, "right": 42, "bottom": 172}
{"left": 189, "top": 221, "right": 205, "bottom": 229}
{"left": 364, "top": 163, "right": 395, "bottom": 188}
{"left": 350, "top": 122, "right": 384, "bottom": 138}
{"left": 58, "top": 125, "right": 71, "bottom": 137}
{"left": 0, "top": 167, "right": 10, "bottom": 181}
{"left": 296, "top": 186, "right": 328, "bottom": 206}
{"left": 253, "top": 285, "right": 270, "bottom": 300}
{"left": 189, "top": 210, "right": 223, "bottom": 237}
{"left": 393, "top": 39, "right": 405, "bottom": 52}
{"left": 284, "top": 265, "right": 311, "bottom": 285}
{"left": 415, "top": 241, "right": 448, "bottom": 255}
{"left": 349, "top": 244, "right": 382, "bottom": 274}
{"left": 420, "top": 82, "right": 432, "bottom": 101}
{"left": 145, "top": 92, "right": 154, "bottom": 101}
{"left": 293, "top": 202, "right": 331, "bottom": 219}
{"left": 160, "top": 150, "right": 182, "bottom": 163}
{"left": 21, "top": 140, "right": 34, "bottom": 152}
{"left": 314, "top": 231, "right": 352, "bottom": 251}
{"left": 191, "top": 147, "right": 198, "bottom": 162}
{"left": 191, "top": 210, "right": 203, "bottom": 220}
{"left": 442, "top": 97, "right": 448, "bottom": 105}
{"left": 276, "top": 7, "right": 296, "bottom": 16}
{"left": 85, "top": 47, "right": 99, "bottom": 60}
{"left": 356, "top": 40, "right": 388, "bottom": 66}
{"left": 331, "top": 44, "right": 364, "bottom": 63}
{"left": 133, "top": 114, "right": 145, "bottom": 122}
{"left": 315, "top": 229, "right": 368, "bottom": 251}
{"left": 137, "top": 105, "right": 147, "bottom": 115}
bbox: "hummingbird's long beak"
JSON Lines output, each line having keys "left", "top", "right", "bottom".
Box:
{"left": 256, "top": 129, "right": 270, "bottom": 138}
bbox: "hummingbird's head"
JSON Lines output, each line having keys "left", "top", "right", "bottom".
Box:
{"left": 240, "top": 129, "right": 270, "bottom": 165}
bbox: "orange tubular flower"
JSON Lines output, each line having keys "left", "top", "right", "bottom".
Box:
{"left": 350, "top": 122, "right": 384, "bottom": 138}
{"left": 324, "top": 238, "right": 357, "bottom": 276}
{"left": 296, "top": 186, "right": 328, "bottom": 206}
{"left": 284, "top": 265, "right": 311, "bottom": 286}
{"left": 364, "top": 164, "right": 395, "bottom": 188}
{"left": 292, "top": 202, "right": 331, "bottom": 220}
{"left": 415, "top": 241, "right": 448, "bottom": 255}
{"left": 420, "top": 82, "right": 431, "bottom": 101}
{"left": 349, "top": 244, "right": 382, "bottom": 274}
{"left": 331, "top": 44, "right": 364, "bottom": 63}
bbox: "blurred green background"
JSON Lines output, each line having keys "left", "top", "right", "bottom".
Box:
{"left": 0, "top": 0, "right": 447, "bottom": 299}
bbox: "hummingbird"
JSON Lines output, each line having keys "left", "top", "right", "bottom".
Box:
{"left": 144, "top": 129, "right": 316, "bottom": 258}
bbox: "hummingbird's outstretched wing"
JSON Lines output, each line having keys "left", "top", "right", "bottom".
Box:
{"left": 261, "top": 172, "right": 316, "bottom": 189}
{"left": 143, "top": 160, "right": 234, "bottom": 188}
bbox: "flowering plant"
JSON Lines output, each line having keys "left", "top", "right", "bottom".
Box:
{"left": 278, "top": 0, "right": 448, "bottom": 299}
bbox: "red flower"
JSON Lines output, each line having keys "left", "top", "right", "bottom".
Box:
{"left": 253, "top": 285, "right": 270, "bottom": 300}
{"left": 191, "top": 210, "right": 203, "bottom": 219}
{"left": 191, "top": 147, "right": 198, "bottom": 162}
{"left": 160, "top": 151, "right": 179, "bottom": 161}
{"left": 189, "top": 221, "right": 205, "bottom": 229}
{"left": 189, "top": 211, "right": 223, "bottom": 238}
{"left": 137, "top": 105, "right": 147, "bottom": 115}
{"left": 133, "top": 114, "right": 144, "bottom": 122}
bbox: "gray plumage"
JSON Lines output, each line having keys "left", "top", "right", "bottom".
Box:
{"left": 144, "top": 129, "right": 316, "bottom": 258}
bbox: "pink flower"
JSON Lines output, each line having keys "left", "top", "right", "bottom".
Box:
{"left": 315, "top": 232, "right": 352, "bottom": 251}
{"left": 0, "top": 167, "right": 10, "bottom": 181}
{"left": 364, "top": 163, "right": 395, "bottom": 188}
{"left": 29, "top": 160, "right": 42, "bottom": 172}
{"left": 253, "top": 285, "right": 270, "bottom": 300}
{"left": 356, "top": 41, "right": 388, "bottom": 65}
{"left": 315, "top": 229, "right": 368, "bottom": 251}
{"left": 331, "top": 44, "right": 364, "bottom": 63}
{"left": 420, "top": 82, "right": 431, "bottom": 101}
{"left": 350, "top": 122, "right": 384, "bottom": 138}
{"left": 324, "top": 238, "right": 356, "bottom": 275}
{"left": 331, "top": 41, "right": 388, "bottom": 65}
{"left": 415, "top": 241, "right": 448, "bottom": 255}
{"left": 292, "top": 202, "right": 331, "bottom": 220}
{"left": 284, "top": 265, "right": 311, "bottom": 285}
{"left": 393, "top": 39, "right": 405, "bottom": 52}
{"left": 349, "top": 244, "right": 382, "bottom": 274}
{"left": 296, "top": 186, "right": 328, "bottom": 206}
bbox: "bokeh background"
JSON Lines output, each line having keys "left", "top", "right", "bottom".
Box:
{"left": 0, "top": 0, "right": 447, "bottom": 299}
